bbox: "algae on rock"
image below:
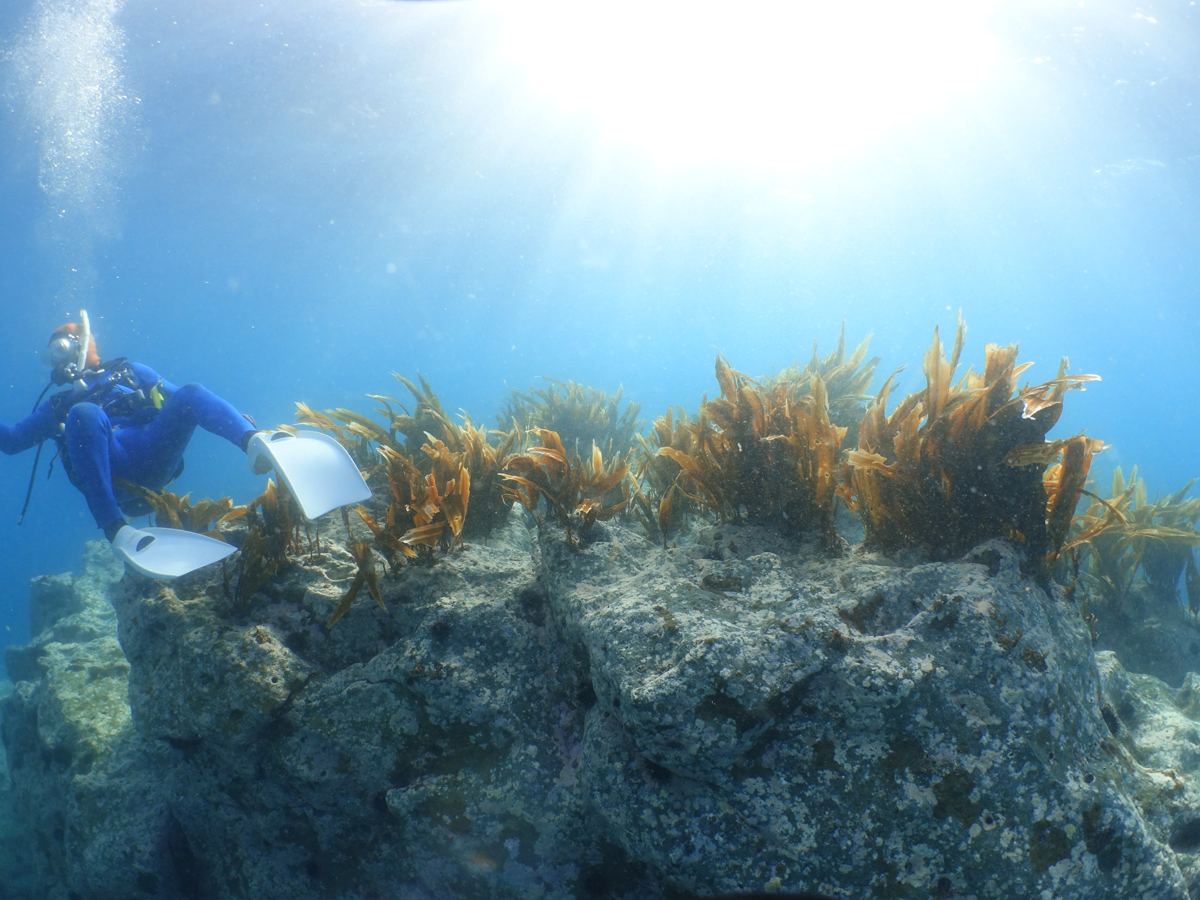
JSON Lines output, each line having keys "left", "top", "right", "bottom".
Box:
{"left": 4, "top": 508, "right": 1200, "bottom": 900}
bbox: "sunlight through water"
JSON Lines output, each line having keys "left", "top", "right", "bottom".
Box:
{"left": 500, "top": 0, "right": 999, "bottom": 169}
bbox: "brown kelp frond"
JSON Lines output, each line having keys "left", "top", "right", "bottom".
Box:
{"left": 114, "top": 480, "right": 247, "bottom": 540}
{"left": 631, "top": 406, "right": 700, "bottom": 544}
{"left": 500, "top": 427, "right": 632, "bottom": 546}
{"left": 381, "top": 372, "right": 460, "bottom": 451}
{"left": 645, "top": 357, "right": 848, "bottom": 553}
{"left": 296, "top": 374, "right": 518, "bottom": 537}
{"left": 767, "top": 321, "right": 881, "bottom": 438}
{"left": 497, "top": 378, "right": 643, "bottom": 458}
{"left": 1033, "top": 435, "right": 1107, "bottom": 564}
{"left": 845, "top": 317, "right": 1100, "bottom": 571}
{"left": 326, "top": 541, "right": 386, "bottom": 628}
{"left": 235, "top": 478, "right": 302, "bottom": 608}
{"left": 1061, "top": 467, "right": 1200, "bottom": 604}
{"left": 360, "top": 444, "right": 470, "bottom": 571}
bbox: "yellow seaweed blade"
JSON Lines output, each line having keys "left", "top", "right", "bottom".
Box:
{"left": 714, "top": 355, "right": 738, "bottom": 402}
{"left": 1004, "top": 440, "right": 1068, "bottom": 467}
{"left": 658, "top": 484, "right": 676, "bottom": 536}
{"left": 846, "top": 450, "right": 897, "bottom": 477}
{"left": 327, "top": 573, "right": 365, "bottom": 628}
{"left": 656, "top": 446, "right": 703, "bottom": 475}
{"left": 402, "top": 521, "right": 446, "bottom": 547}
{"left": 923, "top": 325, "right": 952, "bottom": 422}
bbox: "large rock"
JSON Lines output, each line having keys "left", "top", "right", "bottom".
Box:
{"left": 6, "top": 515, "right": 1200, "bottom": 898}
{"left": 0, "top": 543, "right": 182, "bottom": 900}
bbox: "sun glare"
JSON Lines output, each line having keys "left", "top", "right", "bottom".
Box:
{"left": 499, "top": 0, "right": 998, "bottom": 169}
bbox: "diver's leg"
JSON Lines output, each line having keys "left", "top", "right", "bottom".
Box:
{"left": 113, "top": 383, "right": 255, "bottom": 489}
{"left": 155, "top": 383, "right": 256, "bottom": 449}
{"left": 63, "top": 402, "right": 128, "bottom": 535}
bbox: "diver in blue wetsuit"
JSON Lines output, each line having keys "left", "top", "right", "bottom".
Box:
{"left": 4, "top": 311, "right": 370, "bottom": 580}
{"left": 1, "top": 315, "right": 258, "bottom": 542}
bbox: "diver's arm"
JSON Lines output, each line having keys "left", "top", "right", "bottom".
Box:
{"left": 0, "top": 401, "right": 60, "bottom": 455}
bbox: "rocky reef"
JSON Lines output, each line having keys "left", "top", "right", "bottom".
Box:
{"left": 6, "top": 508, "right": 1200, "bottom": 899}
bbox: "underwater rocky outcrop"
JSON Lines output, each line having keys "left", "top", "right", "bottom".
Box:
{"left": 6, "top": 508, "right": 1200, "bottom": 898}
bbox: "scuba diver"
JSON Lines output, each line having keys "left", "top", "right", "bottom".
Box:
{"left": 2, "top": 312, "right": 371, "bottom": 579}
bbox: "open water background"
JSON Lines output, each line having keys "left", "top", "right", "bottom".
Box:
{"left": 0, "top": 0, "right": 1197, "bottom": 651}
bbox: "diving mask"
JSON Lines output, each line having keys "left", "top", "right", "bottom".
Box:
{"left": 42, "top": 333, "right": 81, "bottom": 370}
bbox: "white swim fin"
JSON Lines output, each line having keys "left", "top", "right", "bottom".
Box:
{"left": 246, "top": 430, "right": 372, "bottom": 521}
{"left": 111, "top": 525, "right": 237, "bottom": 580}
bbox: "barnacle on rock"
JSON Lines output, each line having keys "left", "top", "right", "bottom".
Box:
{"left": 498, "top": 379, "right": 642, "bottom": 459}
{"left": 845, "top": 314, "right": 1099, "bottom": 571}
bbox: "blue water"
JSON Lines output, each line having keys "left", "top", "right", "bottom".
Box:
{"left": 0, "top": 0, "right": 1197, "bottom": 651}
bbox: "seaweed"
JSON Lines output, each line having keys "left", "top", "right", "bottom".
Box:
{"left": 498, "top": 379, "right": 643, "bottom": 459}
{"left": 630, "top": 406, "right": 698, "bottom": 546}
{"left": 645, "top": 356, "right": 848, "bottom": 553}
{"left": 1058, "top": 468, "right": 1200, "bottom": 605}
{"left": 354, "top": 443, "right": 469, "bottom": 572}
{"left": 765, "top": 321, "right": 881, "bottom": 444}
{"left": 235, "top": 478, "right": 301, "bottom": 609}
{"left": 372, "top": 373, "right": 457, "bottom": 454}
{"left": 326, "top": 541, "right": 386, "bottom": 628}
{"left": 297, "top": 374, "right": 518, "bottom": 537}
{"left": 845, "top": 314, "right": 1099, "bottom": 570}
{"left": 500, "top": 427, "right": 631, "bottom": 547}
{"left": 114, "top": 480, "right": 248, "bottom": 539}
{"left": 293, "top": 404, "right": 393, "bottom": 466}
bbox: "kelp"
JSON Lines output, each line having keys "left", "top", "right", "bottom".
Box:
{"left": 645, "top": 357, "right": 848, "bottom": 553}
{"left": 844, "top": 314, "right": 1100, "bottom": 571}
{"left": 500, "top": 427, "right": 631, "bottom": 546}
{"left": 296, "top": 374, "right": 518, "bottom": 537}
{"left": 498, "top": 379, "right": 643, "bottom": 459}
{"left": 355, "top": 443, "right": 470, "bottom": 572}
{"left": 235, "top": 478, "right": 301, "bottom": 609}
{"left": 114, "top": 480, "right": 248, "bottom": 539}
{"left": 326, "top": 541, "right": 386, "bottom": 628}
{"left": 630, "top": 406, "right": 699, "bottom": 545}
{"left": 766, "top": 322, "right": 881, "bottom": 444}
{"left": 1057, "top": 467, "right": 1200, "bottom": 605}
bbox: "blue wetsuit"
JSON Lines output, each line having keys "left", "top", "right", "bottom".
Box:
{"left": 0, "top": 362, "right": 255, "bottom": 531}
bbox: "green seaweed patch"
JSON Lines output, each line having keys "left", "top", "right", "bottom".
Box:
{"left": 931, "top": 769, "right": 982, "bottom": 826}
{"left": 810, "top": 735, "right": 842, "bottom": 774}
{"left": 1029, "top": 820, "right": 1072, "bottom": 872}
{"left": 1083, "top": 802, "right": 1123, "bottom": 871}
{"left": 694, "top": 689, "right": 769, "bottom": 734}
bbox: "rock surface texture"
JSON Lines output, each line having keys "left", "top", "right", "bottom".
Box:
{"left": 4, "top": 512, "right": 1200, "bottom": 899}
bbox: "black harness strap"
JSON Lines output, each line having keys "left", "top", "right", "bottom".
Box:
{"left": 16, "top": 360, "right": 163, "bottom": 524}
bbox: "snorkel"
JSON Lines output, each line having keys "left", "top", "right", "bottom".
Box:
{"left": 72, "top": 309, "right": 92, "bottom": 390}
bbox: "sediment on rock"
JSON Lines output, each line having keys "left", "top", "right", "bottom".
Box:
{"left": 1, "top": 511, "right": 1198, "bottom": 899}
